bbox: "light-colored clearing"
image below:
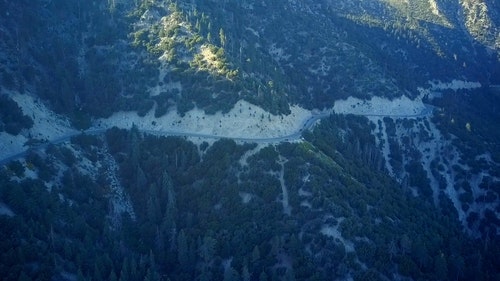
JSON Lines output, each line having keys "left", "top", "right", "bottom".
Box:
{"left": 238, "top": 144, "right": 265, "bottom": 167}
{"left": 239, "top": 192, "right": 254, "bottom": 204}
{"left": 0, "top": 92, "right": 77, "bottom": 160}
{"left": 95, "top": 100, "right": 312, "bottom": 139}
{"left": 320, "top": 222, "right": 355, "bottom": 252}
{"left": 298, "top": 187, "right": 312, "bottom": 197}
{"left": 333, "top": 95, "right": 426, "bottom": 117}
{"left": 427, "top": 79, "right": 481, "bottom": 91}
{"left": 300, "top": 200, "right": 312, "bottom": 208}
{"left": 0, "top": 203, "right": 14, "bottom": 217}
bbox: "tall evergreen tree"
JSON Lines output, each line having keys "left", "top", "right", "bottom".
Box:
{"left": 177, "top": 229, "right": 189, "bottom": 271}
{"left": 109, "top": 270, "right": 118, "bottom": 281}
{"left": 119, "top": 258, "right": 130, "bottom": 281}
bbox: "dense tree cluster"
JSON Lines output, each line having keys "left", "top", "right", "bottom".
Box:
{"left": 0, "top": 0, "right": 159, "bottom": 129}
{"left": 0, "top": 94, "right": 33, "bottom": 135}
{"left": 430, "top": 89, "right": 500, "bottom": 234}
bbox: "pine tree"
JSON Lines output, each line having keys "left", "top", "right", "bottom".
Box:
{"left": 284, "top": 268, "right": 295, "bottom": 281}
{"left": 109, "top": 270, "right": 118, "bottom": 281}
{"left": 77, "top": 268, "right": 85, "bottom": 281}
{"left": 259, "top": 271, "right": 269, "bottom": 281}
{"left": 224, "top": 266, "right": 239, "bottom": 281}
{"left": 177, "top": 229, "right": 189, "bottom": 270}
{"left": 162, "top": 171, "right": 176, "bottom": 207}
{"left": 148, "top": 250, "right": 156, "bottom": 272}
{"left": 119, "top": 258, "right": 130, "bottom": 281}
{"left": 155, "top": 226, "right": 166, "bottom": 263}
{"left": 93, "top": 263, "right": 103, "bottom": 281}
{"left": 130, "top": 258, "right": 139, "bottom": 281}
{"left": 433, "top": 254, "right": 448, "bottom": 280}
{"left": 242, "top": 264, "right": 251, "bottom": 281}
{"left": 128, "top": 125, "right": 141, "bottom": 170}
{"left": 199, "top": 236, "right": 217, "bottom": 263}
{"left": 161, "top": 205, "right": 177, "bottom": 252}
{"left": 252, "top": 245, "right": 260, "bottom": 263}
{"left": 143, "top": 251, "right": 161, "bottom": 281}
{"left": 146, "top": 185, "right": 160, "bottom": 223}
{"left": 136, "top": 166, "right": 147, "bottom": 189}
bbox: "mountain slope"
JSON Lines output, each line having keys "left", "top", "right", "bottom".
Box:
{"left": 0, "top": 0, "right": 499, "bottom": 280}
{"left": 2, "top": 0, "right": 498, "bottom": 119}
{"left": 1, "top": 121, "right": 498, "bottom": 280}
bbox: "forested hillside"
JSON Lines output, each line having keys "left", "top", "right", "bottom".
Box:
{"left": 1, "top": 118, "right": 498, "bottom": 280}
{"left": 0, "top": 0, "right": 499, "bottom": 280}
{"left": 1, "top": 0, "right": 498, "bottom": 121}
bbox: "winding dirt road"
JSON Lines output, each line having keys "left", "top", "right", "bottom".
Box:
{"left": 0, "top": 105, "right": 433, "bottom": 166}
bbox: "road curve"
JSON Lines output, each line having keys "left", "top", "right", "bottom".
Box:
{"left": 0, "top": 105, "right": 433, "bottom": 166}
